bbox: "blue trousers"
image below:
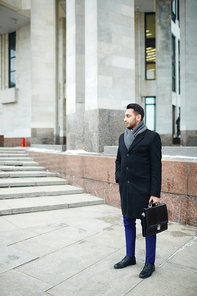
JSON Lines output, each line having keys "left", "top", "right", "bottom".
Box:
{"left": 123, "top": 216, "right": 156, "bottom": 264}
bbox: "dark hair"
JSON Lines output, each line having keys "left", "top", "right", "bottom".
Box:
{"left": 127, "top": 103, "right": 144, "bottom": 121}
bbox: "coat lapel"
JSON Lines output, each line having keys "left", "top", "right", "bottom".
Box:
{"left": 128, "top": 131, "right": 146, "bottom": 152}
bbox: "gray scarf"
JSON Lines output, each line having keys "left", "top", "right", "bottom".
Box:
{"left": 124, "top": 120, "right": 147, "bottom": 150}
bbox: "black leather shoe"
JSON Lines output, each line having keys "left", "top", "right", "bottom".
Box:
{"left": 114, "top": 256, "right": 136, "bottom": 269}
{"left": 139, "top": 262, "right": 155, "bottom": 278}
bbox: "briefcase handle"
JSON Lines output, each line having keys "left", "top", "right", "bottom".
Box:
{"left": 148, "top": 201, "right": 160, "bottom": 208}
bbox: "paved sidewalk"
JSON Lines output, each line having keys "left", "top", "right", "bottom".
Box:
{"left": 0, "top": 204, "right": 197, "bottom": 296}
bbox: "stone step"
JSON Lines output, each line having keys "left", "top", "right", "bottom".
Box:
{"left": 0, "top": 148, "right": 25, "bottom": 152}
{"left": 0, "top": 177, "right": 68, "bottom": 188}
{"left": 0, "top": 166, "right": 46, "bottom": 171}
{"left": 0, "top": 161, "right": 39, "bottom": 166}
{"left": 0, "top": 184, "right": 84, "bottom": 199}
{"left": 0, "top": 171, "right": 56, "bottom": 178}
{"left": 0, "top": 193, "right": 104, "bottom": 215}
{"left": 0, "top": 157, "right": 33, "bottom": 161}
{"left": 0, "top": 154, "right": 29, "bottom": 157}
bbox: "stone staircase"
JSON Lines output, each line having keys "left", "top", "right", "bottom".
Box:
{"left": 0, "top": 147, "right": 104, "bottom": 215}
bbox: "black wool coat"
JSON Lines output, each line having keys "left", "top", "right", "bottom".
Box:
{"left": 115, "top": 129, "right": 162, "bottom": 219}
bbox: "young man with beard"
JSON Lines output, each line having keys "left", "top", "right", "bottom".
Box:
{"left": 114, "top": 103, "right": 162, "bottom": 279}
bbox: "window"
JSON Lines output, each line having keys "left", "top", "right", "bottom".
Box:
{"left": 172, "top": 35, "right": 176, "bottom": 92}
{"left": 172, "top": 0, "right": 179, "bottom": 25}
{"left": 178, "top": 40, "right": 180, "bottom": 94}
{"left": 145, "top": 97, "right": 156, "bottom": 131}
{"left": 177, "top": 0, "right": 179, "bottom": 22}
{"left": 172, "top": 0, "right": 176, "bottom": 22}
{"left": 9, "top": 32, "right": 16, "bottom": 88}
{"left": 172, "top": 105, "right": 176, "bottom": 136}
{"left": 145, "top": 13, "right": 156, "bottom": 80}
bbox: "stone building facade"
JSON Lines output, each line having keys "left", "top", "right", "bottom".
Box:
{"left": 0, "top": 0, "right": 196, "bottom": 152}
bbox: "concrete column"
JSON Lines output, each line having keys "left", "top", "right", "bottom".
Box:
{"left": 180, "top": 0, "right": 197, "bottom": 145}
{"left": 156, "top": 0, "right": 172, "bottom": 145}
{"left": 66, "top": 0, "right": 135, "bottom": 152}
{"left": 58, "top": 17, "right": 66, "bottom": 145}
{"left": 66, "top": 0, "right": 85, "bottom": 149}
{"left": 31, "top": 0, "right": 58, "bottom": 144}
{"left": 84, "top": 0, "right": 134, "bottom": 152}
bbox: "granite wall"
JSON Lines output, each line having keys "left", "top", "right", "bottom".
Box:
{"left": 66, "top": 109, "right": 126, "bottom": 152}
{"left": 27, "top": 150, "right": 197, "bottom": 227}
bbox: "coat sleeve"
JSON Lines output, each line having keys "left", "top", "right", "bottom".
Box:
{"left": 149, "top": 133, "right": 162, "bottom": 198}
{"left": 115, "top": 138, "right": 121, "bottom": 183}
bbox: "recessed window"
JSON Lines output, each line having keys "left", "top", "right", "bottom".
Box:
{"left": 145, "top": 13, "right": 156, "bottom": 80}
{"left": 9, "top": 32, "right": 16, "bottom": 88}
{"left": 145, "top": 97, "right": 156, "bottom": 131}
{"left": 172, "top": 0, "right": 176, "bottom": 22}
{"left": 172, "top": 35, "right": 176, "bottom": 92}
{"left": 178, "top": 40, "right": 180, "bottom": 94}
{"left": 172, "top": 0, "right": 179, "bottom": 24}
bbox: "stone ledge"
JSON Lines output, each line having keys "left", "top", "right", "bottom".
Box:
{"left": 0, "top": 88, "right": 18, "bottom": 104}
{"left": 104, "top": 145, "right": 197, "bottom": 159}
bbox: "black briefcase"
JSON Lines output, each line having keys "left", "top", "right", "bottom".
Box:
{"left": 141, "top": 202, "right": 168, "bottom": 237}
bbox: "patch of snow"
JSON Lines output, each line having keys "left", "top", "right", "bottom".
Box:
{"left": 27, "top": 148, "right": 62, "bottom": 153}
{"left": 63, "top": 149, "right": 98, "bottom": 155}
{"left": 162, "top": 155, "right": 197, "bottom": 160}
{"left": 27, "top": 148, "right": 99, "bottom": 155}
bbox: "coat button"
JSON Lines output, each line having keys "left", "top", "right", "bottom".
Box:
{"left": 127, "top": 180, "right": 130, "bottom": 183}
{"left": 127, "top": 154, "right": 129, "bottom": 156}
{"left": 126, "top": 167, "right": 129, "bottom": 170}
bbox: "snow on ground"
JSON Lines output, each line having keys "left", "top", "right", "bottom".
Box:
{"left": 27, "top": 148, "right": 99, "bottom": 155}
{"left": 27, "top": 147, "right": 197, "bottom": 160}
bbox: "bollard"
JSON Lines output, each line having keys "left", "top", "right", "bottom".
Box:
{"left": 21, "top": 138, "right": 26, "bottom": 147}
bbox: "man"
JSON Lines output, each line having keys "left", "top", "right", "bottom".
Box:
{"left": 114, "top": 103, "right": 162, "bottom": 279}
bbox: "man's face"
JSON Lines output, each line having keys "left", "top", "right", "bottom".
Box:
{"left": 124, "top": 108, "right": 141, "bottom": 130}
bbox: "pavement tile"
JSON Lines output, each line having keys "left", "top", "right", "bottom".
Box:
{"left": 84, "top": 224, "right": 125, "bottom": 249}
{"left": 47, "top": 253, "right": 143, "bottom": 296}
{"left": 0, "top": 269, "right": 51, "bottom": 296}
{"left": 0, "top": 228, "right": 38, "bottom": 248}
{"left": 66, "top": 217, "right": 116, "bottom": 233}
{"left": 0, "top": 216, "right": 19, "bottom": 231}
{"left": 1, "top": 205, "right": 121, "bottom": 229}
{"left": 13, "top": 225, "right": 96, "bottom": 257}
{"left": 156, "top": 224, "right": 197, "bottom": 260}
{"left": 16, "top": 240, "right": 117, "bottom": 286}
{"left": 25, "top": 222, "right": 69, "bottom": 235}
{"left": 126, "top": 262, "right": 197, "bottom": 296}
{"left": 0, "top": 246, "right": 38, "bottom": 273}
{"left": 167, "top": 235, "right": 197, "bottom": 269}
